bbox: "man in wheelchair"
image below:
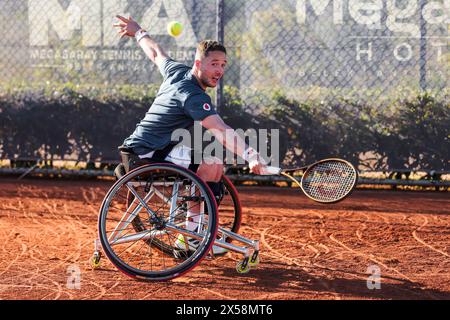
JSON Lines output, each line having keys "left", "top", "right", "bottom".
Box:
{"left": 114, "top": 16, "right": 267, "bottom": 256}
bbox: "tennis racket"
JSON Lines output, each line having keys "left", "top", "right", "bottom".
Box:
{"left": 261, "top": 158, "right": 358, "bottom": 204}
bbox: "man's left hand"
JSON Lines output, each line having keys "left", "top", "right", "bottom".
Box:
{"left": 114, "top": 15, "right": 141, "bottom": 38}
{"left": 249, "top": 155, "right": 268, "bottom": 175}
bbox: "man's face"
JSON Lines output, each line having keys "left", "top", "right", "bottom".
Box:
{"left": 197, "top": 51, "right": 227, "bottom": 88}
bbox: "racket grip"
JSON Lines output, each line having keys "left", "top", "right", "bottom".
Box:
{"left": 260, "top": 166, "right": 281, "bottom": 175}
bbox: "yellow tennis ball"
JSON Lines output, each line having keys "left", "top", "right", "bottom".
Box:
{"left": 167, "top": 21, "right": 183, "bottom": 37}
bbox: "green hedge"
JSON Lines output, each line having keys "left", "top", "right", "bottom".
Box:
{"left": 221, "top": 87, "right": 449, "bottom": 171}
{"left": 0, "top": 83, "right": 448, "bottom": 170}
{"left": 0, "top": 83, "right": 157, "bottom": 162}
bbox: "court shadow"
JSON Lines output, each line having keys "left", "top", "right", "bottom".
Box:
{"left": 216, "top": 261, "right": 450, "bottom": 300}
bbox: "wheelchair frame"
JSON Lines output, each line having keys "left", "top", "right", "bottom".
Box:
{"left": 92, "top": 163, "right": 260, "bottom": 279}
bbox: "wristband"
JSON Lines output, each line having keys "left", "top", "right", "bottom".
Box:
{"left": 135, "top": 29, "right": 149, "bottom": 43}
{"left": 242, "top": 147, "right": 258, "bottom": 162}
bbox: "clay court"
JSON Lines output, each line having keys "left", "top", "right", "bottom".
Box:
{"left": 0, "top": 177, "right": 449, "bottom": 300}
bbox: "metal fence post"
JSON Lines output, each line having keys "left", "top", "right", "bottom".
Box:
{"left": 419, "top": 0, "right": 427, "bottom": 91}
{"left": 216, "top": 0, "right": 225, "bottom": 114}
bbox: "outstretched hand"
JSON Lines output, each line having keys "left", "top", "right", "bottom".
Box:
{"left": 249, "top": 154, "right": 268, "bottom": 175}
{"left": 113, "top": 15, "right": 142, "bottom": 38}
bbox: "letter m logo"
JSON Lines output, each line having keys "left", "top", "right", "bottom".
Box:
{"left": 28, "top": 0, "right": 101, "bottom": 46}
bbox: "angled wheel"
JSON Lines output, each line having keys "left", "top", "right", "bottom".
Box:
{"left": 131, "top": 173, "right": 242, "bottom": 253}
{"left": 236, "top": 260, "right": 251, "bottom": 274}
{"left": 90, "top": 252, "right": 102, "bottom": 269}
{"left": 98, "top": 163, "right": 218, "bottom": 281}
{"left": 216, "top": 175, "right": 242, "bottom": 243}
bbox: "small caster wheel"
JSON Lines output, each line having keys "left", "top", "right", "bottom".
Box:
{"left": 236, "top": 260, "right": 251, "bottom": 274}
{"left": 91, "top": 252, "right": 101, "bottom": 269}
{"left": 249, "top": 256, "right": 260, "bottom": 267}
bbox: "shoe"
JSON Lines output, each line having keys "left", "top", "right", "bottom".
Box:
{"left": 173, "top": 233, "right": 228, "bottom": 258}
{"left": 174, "top": 233, "right": 201, "bottom": 252}
{"left": 173, "top": 234, "right": 198, "bottom": 259}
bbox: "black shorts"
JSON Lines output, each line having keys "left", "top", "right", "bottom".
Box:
{"left": 119, "top": 144, "right": 199, "bottom": 174}
{"left": 117, "top": 145, "right": 223, "bottom": 203}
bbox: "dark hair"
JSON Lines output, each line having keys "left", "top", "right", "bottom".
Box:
{"left": 197, "top": 40, "right": 227, "bottom": 58}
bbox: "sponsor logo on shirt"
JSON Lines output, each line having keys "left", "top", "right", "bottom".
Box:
{"left": 203, "top": 103, "right": 211, "bottom": 111}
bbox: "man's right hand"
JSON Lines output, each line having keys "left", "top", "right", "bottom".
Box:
{"left": 114, "top": 15, "right": 142, "bottom": 38}
{"left": 248, "top": 153, "right": 268, "bottom": 175}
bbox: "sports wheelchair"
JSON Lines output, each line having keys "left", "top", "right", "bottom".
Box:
{"left": 91, "top": 162, "right": 260, "bottom": 281}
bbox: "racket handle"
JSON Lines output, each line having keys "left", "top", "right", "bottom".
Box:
{"left": 260, "top": 166, "right": 281, "bottom": 175}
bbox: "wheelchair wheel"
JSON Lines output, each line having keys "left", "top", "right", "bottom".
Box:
{"left": 131, "top": 173, "right": 242, "bottom": 253}
{"left": 98, "top": 163, "right": 218, "bottom": 281}
{"left": 217, "top": 175, "right": 242, "bottom": 243}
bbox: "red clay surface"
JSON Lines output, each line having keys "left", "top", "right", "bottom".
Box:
{"left": 0, "top": 177, "right": 449, "bottom": 300}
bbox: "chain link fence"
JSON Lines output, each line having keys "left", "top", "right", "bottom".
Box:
{"left": 1, "top": 0, "right": 447, "bottom": 100}
{"left": 0, "top": 0, "right": 216, "bottom": 86}
{"left": 0, "top": 0, "right": 448, "bottom": 170}
{"left": 222, "top": 0, "right": 448, "bottom": 108}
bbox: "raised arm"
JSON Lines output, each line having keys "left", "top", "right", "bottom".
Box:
{"left": 114, "top": 15, "right": 169, "bottom": 68}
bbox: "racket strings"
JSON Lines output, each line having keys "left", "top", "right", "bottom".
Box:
{"left": 302, "top": 161, "right": 356, "bottom": 202}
